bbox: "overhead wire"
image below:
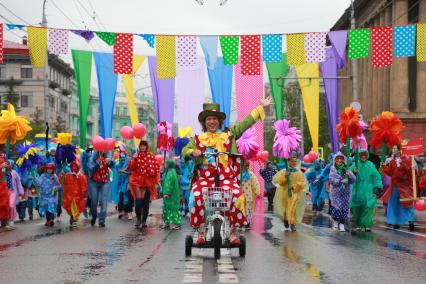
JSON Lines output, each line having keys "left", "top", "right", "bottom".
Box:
{"left": 0, "top": 2, "right": 31, "bottom": 25}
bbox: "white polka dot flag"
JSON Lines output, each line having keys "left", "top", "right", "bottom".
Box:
{"left": 114, "top": 33, "right": 133, "bottom": 74}
{"left": 262, "top": 34, "right": 282, "bottom": 63}
{"left": 393, "top": 25, "right": 415, "bottom": 57}
{"left": 304, "top": 32, "right": 326, "bottom": 63}
{"left": 371, "top": 26, "right": 393, "bottom": 67}
{"left": 177, "top": 36, "right": 197, "bottom": 67}
{"left": 0, "top": 24, "right": 3, "bottom": 63}
{"left": 48, "top": 28, "right": 69, "bottom": 55}
{"left": 241, "top": 35, "right": 261, "bottom": 75}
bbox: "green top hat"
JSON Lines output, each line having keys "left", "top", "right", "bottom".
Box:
{"left": 198, "top": 103, "right": 226, "bottom": 123}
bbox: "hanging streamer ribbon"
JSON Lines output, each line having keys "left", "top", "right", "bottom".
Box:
{"left": 266, "top": 53, "right": 288, "bottom": 120}
{"left": 0, "top": 24, "right": 3, "bottom": 63}
{"left": 72, "top": 50, "right": 92, "bottom": 148}
{"left": 200, "top": 35, "right": 218, "bottom": 69}
{"left": 328, "top": 30, "right": 348, "bottom": 68}
{"left": 138, "top": 34, "right": 155, "bottom": 48}
{"left": 148, "top": 56, "right": 175, "bottom": 123}
{"left": 95, "top": 31, "right": 116, "bottom": 46}
{"left": 206, "top": 57, "right": 233, "bottom": 128}
{"left": 295, "top": 63, "right": 320, "bottom": 151}
{"left": 27, "top": 27, "right": 47, "bottom": 67}
{"left": 94, "top": 52, "right": 118, "bottom": 138}
{"left": 72, "top": 30, "right": 95, "bottom": 42}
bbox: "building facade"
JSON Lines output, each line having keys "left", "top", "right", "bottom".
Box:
{"left": 332, "top": 0, "right": 426, "bottom": 142}
{"left": 0, "top": 38, "right": 73, "bottom": 130}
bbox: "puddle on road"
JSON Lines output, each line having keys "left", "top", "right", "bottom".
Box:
{"left": 262, "top": 217, "right": 328, "bottom": 283}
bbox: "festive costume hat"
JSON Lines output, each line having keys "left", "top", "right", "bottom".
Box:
{"left": 198, "top": 103, "right": 226, "bottom": 123}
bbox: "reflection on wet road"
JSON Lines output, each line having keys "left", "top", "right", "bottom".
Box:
{"left": 0, "top": 201, "right": 425, "bottom": 283}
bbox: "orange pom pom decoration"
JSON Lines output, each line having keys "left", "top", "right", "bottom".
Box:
{"left": 336, "top": 107, "right": 362, "bottom": 143}
{"left": 369, "top": 111, "right": 404, "bottom": 148}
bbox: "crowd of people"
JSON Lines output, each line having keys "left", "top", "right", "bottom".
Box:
{"left": 0, "top": 98, "right": 425, "bottom": 240}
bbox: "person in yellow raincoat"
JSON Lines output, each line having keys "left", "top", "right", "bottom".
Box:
{"left": 273, "top": 152, "right": 308, "bottom": 231}
{"left": 241, "top": 162, "right": 261, "bottom": 228}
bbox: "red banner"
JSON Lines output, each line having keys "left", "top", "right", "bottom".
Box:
{"left": 401, "top": 138, "right": 424, "bottom": 156}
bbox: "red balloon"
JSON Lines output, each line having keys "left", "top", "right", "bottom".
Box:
{"left": 120, "top": 126, "right": 134, "bottom": 140}
{"left": 105, "top": 138, "right": 116, "bottom": 151}
{"left": 308, "top": 151, "right": 318, "bottom": 161}
{"left": 303, "top": 154, "right": 310, "bottom": 163}
{"left": 256, "top": 151, "right": 269, "bottom": 163}
{"left": 92, "top": 135, "right": 103, "bottom": 151}
{"left": 414, "top": 200, "right": 426, "bottom": 211}
{"left": 133, "top": 123, "right": 147, "bottom": 139}
{"left": 155, "top": 154, "right": 164, "bottom": 165}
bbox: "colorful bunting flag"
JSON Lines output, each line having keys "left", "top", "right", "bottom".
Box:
{"left": 328, "top": 30, "right": 348, "bottom": 68}
{"left": 5, "top": 24, "right": 24, "bottom": 30}
{"left": 304, "top": 32, "right": 326, "bottom": 63}
{"left": 262, "top": 34, "right": 282, "bottom": 63}
{"left": 393, "top": 25, "right": 415, "bottom": 57}
{"left": 27, "top": 26, "right": 47, "bottom": 67}
{"left": 348, "top": 28, "right": 370, "bottom": 59}
{"left": 0, "top": 24, "right": 3, "bottom": 64}
{"left": 287, "top": 34, "right": 305, "bottom": 65}
{"left": 220, "top": 36, "right": 239, "bottom": 65}
{"left": 156, "top": 35, "right": 176, "bottom": 79}
{"left": 95, "top": 31, "right": 116, "bottom": 46}
{"left": 417, "top": 23, "right": 426, "bottom": 62}
{"left": 113, "top": 33, "right": 133, "bottom": 74}
{"left": 241, "top": 35, "right": 261, "bottom": 75}
{"left": 72, "top": 30, "right": 95, "bottom": 42}
{"left": 177, "top": 36, "right": 197, "bottom": 67}
{"left": 138, "top": 34, "right": 155, "bottom": 48}
{"left": 371, "top": 26, "right": 393, "bottom": 67}
{"left": 200, "top": 36, "right": 218, "bottom": 69}
{"left": 48, "top": 29, "right": 69, "bottom": 55}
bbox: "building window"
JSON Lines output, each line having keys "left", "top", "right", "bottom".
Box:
{"left": 21, "top": 65, "right": 33, "bottom": 79}
{"left": 20, "top": 92, "right": 33, "bottom": 108}
{"left": 49, "top": 96, "right": 55, "bottom": 108}
{"left": 60, "top": 101, "right": 68, "bottom": 113}
{"left": 123, "top": 107, "right": 128, "bottom": 116}
{"left": 0, "top": 65, "right": 6, "bottom": 78}
{"left": 87, "top": 123, "right": 93, "bottom": 136}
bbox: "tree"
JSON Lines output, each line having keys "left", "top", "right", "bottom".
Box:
{"left": 26, "top": 107, "right": 46, "bottom": 142}
{"left": 2, "top": 77, "right": 22, "bottom": 112}
{"left": 53, "top": 115, "right": 66, "bottom": 135}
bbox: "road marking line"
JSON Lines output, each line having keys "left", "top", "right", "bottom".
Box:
{"left": 183, "top": 241, "right": 204, "bottom": 284}
{"left": 377, "top": 225, "right": 426, "bottom": 238}
{"left": 217, "top": 249, "right": 239, "bottom": 283}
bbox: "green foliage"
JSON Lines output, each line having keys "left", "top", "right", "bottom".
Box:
{"left": 53, "top": 115, "right": 67, "bottom": 135}
{"left": 2, "top": 77, "right": 21, "bottom": 112}
{"left": 27, "top": 107, "right": 45, "bottom": 142}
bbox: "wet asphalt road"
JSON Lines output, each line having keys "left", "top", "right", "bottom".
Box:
{"left": 0, "top": 200, "right": 425, "bottom": 284}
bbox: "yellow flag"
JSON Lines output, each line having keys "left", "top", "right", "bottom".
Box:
{"left": 295, "top": 63, "right": 319, "bottom": 151}
{"left": 417, "top": 23, "right": 426, "bottom": 62}
{"left": 156, "top": 35, "right": 176, "bottom": 79}
{"left": 122, "top": 55, "right": 147, "bottom": 146}
{"left": 287, "top": 34, "right": 306, "bottom": 66}
{"left": 27, "top": 27, "right": 47, "bottom": 67}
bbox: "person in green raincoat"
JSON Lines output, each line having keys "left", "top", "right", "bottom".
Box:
{"left": 162, "top": 159, "right": 182, "bottom": 229}
{"left": 350, "top": 149, "right": 383, "bottom": 232}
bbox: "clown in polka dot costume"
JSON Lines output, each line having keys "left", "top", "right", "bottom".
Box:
{"left": 182, "top": 97, "right": 273, "bottom": 245}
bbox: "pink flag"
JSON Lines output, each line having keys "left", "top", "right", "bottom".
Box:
{"left": 48, "top": 28, "right": 69, "bottom": 55}
{"left": 371, "top": 26, "right": 393, "bottom": 67}
{"left": 114, "top": 33, "right": 133, "bottom": 74}
{"left": 241, "top": 35, "right": 261, "bottom": 75}
{"left": 304, "top": 32, "right": 326, "bottom": 63}
{"left": 0, "top": 24, "right": 3, "bottom": 63}
{"left": 177, "top": 36, "right": 197, "bottom": 67}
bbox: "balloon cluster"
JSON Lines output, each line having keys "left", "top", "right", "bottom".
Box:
{"left": 120, "top": 123, "right": 147, "bottom": 140}
{"left": 303, "top": 151, "right": 319, "bottom": 163}
{"left": 93, "top": 136, "right": 116, "bottom": 152}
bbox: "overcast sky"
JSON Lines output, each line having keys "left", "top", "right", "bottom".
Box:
{"left": 1, "top": 0, "right": 351, "bottom": 101}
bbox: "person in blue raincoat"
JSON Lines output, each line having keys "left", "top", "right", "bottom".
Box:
{"left": 114, "top": 152, "right": 133, "bottom": 220}
{"left": 305, "top": 159, "right": 326, "bottom": 214}
{"left": 179, "top": 156, "right": 194, "bottom": 216}
{"left": 33, "top": 163, "right": 61, "bottom": 227}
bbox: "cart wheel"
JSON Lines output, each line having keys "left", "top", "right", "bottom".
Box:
{"left": 185, "top": 235, "right": 193, "bottom": 257}
{"left": 239, "top": 236, "right": 246, "bottom": 257}
{"left": 213, "top": 221, "right": 222, "bottom": 259}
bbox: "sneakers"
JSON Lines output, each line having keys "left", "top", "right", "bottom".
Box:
{"left": 118, "top": 212, "right": 124, "bottom": 219}
{"left": 339, "top": 223, "right": 345, "bottom": 232}
{"left": 408, "top": 222, "right": 415, "bottom": 232}
{"left": 91, "top": 217, "right": 97, "bottom": 227}
{"left": 135, "top": 218, "right": 142, "bottom": 228}
{"left": 99, "top": 223, "right": 105, "bottom": 228}
{"left": 290, "top": 224, "right": 297, "bottom": 232}
{"left": 332, "top": 220, "right": 338, "bottom": 230}
{"left": 127, "top": 214, "right": 133, "bottom": 220}
{"left": 284, "top": 220, "right": 289, "bottom": 229}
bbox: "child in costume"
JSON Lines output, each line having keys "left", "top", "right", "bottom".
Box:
{"left": 179, "top": 157, "right": 193, "bottom": 216}
{"left": 260, "top": 161, "right": 278, "bottom": 211}
{"left": 34, "top": 163, "right": 61, "bottom": 227}
{"left": 0, "top": 153, "right": 10, "bottom": 229}
{"left": 60, "top": 162, "right": 87, "bottom": 227}
{"left": 162, "top": 159, "right": 182, "bottom": 229}
{"left": 350, "top": 149, "right": 382, "bottom": 232}
{"left": 273, "top": 152, "right": 308, "bottom": 232}
{"left": 305, "top": 159, "right": 326, "bottom": 214}
{"left": 328, "top": 152, "right": 356, "bottom": 232}
{"left": 241, "top": 162, "right": 261, "bottom": 227}
{"left": 114, "top": 152, "right": 133, "bottom": 220}
{"left": 5, "top": 160, "right": 24, "bottom": 227}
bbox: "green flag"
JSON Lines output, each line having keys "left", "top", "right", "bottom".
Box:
{"left": 95, "top": 32, "right": 116, "bottom": 46}
{"left": 348, "top": 29, "right": 370, "bottom": 59}
{"left": 72, "top": 50, "right": 92, "bottom": 148}
{"left": 266, "top": 53, "right": 288, "bottom": 120}
{"left": 220, "top": 36, "right": 239, "bottom": 65}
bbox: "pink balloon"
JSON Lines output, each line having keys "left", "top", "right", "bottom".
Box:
{"left": 133, "top": 123, "right": 146, "bottom": 139}
{"left": 105, "top": 138, "right": 116, "bottom": 151}
{"left": 92, "top": 135, "right": 104, "bottom": 151}
{"left": 120, "top": 126, "right": 134, "bottom": 140}
{"left": 303, "top": 154, "right": 310, "bottom": 163}
{"left": 155, "top": 154, "right": 164, "bottom": 165}
{"left": 414, "top": 200, "right": 426, "bottom": 211}
{"left": 256, "top": 151, "right": 269, "bottom": 163}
